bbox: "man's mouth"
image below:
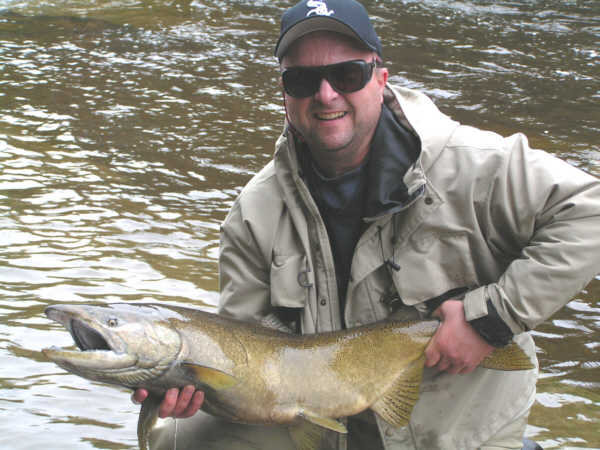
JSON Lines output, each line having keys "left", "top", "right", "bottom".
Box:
{"left": 315, "top": 111, "right": 347, "bottom": 121}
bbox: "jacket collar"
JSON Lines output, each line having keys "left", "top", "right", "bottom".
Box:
{"left": 383, "top": 84, "right": 460, "bottom": 177}
{"left": 363, "top": 102, "right": 421, "bottom": 219}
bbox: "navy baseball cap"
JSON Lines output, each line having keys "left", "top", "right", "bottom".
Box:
{"left": 275, "top": 0, "right": 383, "bottom": 61}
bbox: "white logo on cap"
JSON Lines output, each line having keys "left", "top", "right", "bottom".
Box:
{"left": 306, "top": 0, "right": 334, "bottom": 17}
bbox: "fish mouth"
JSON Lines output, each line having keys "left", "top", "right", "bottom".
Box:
{"left": 43, "top": 305, "right": 137, "bottom": 371}
{"left": 71, "top": 319, "right": 111, "bottom": 352}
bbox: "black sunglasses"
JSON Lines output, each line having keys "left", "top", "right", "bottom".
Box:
{"left": 282, "top": 59, "right": 378, "bottom": 98}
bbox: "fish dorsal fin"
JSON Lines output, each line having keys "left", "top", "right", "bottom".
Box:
{"left": 370, "top": 356, "right": 424, "bottom": 428}
{"left": 182, "top": 363, "right": 239, "bottom": 390}
{"left": 480, "top": 342, "right": 534, "bottom": 371}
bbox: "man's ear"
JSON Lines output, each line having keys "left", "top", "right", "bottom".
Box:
{"left": 376, "top": 67, "right": 389, "bottom": 103}
{"left": 377, "top": 67, "right": 389, "bottom": 88}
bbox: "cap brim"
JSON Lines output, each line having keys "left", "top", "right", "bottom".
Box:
{"left": 275, "top": 17, "right": 369, "bottom": 60}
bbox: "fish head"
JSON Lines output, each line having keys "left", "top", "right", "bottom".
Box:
{"left": 43, "top": 303, "right": 182, "bottom": 389}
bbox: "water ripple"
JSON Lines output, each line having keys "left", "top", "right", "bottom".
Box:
{"left": 1, "top": 1, "right": 598, "bottom": 448}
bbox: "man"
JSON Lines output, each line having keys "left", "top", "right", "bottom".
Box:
{"left": 134, "top": 0, "right": 600, "bottom": 448}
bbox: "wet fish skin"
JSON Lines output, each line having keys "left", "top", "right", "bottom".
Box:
{"left": 42, "top": 303, "right": 534, "bottom": 450}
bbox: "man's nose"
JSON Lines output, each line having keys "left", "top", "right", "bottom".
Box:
{"left": 315, "top": 77, "right": 339, "bottom": 102}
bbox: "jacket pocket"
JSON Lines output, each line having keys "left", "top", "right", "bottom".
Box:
{"left": 270, "top": 252, "right": 311, "bottom": 309}
{"left": 392, "top": 230, "right": 478, "bottom": 305}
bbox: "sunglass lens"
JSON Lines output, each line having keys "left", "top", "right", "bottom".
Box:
{"left": 283, "top": 68, "right": 321, "bottom": 98}
{"left": 329, "top": 62, "right": 365, "bottom": 93}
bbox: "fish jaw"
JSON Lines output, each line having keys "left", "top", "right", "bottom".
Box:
{"left": 41, "top": 345, "right": 171, "bottom": 388}
{"left": 42, "top": 347, "right": 137, "bottom": 371}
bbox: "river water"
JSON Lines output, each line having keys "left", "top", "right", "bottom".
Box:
{"left": 0, "top": 0, "right": 598, "bottom": 448}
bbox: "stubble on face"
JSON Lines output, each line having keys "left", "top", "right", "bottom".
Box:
{"left": 281, "top": 32, "right": 388, "bottom": 177}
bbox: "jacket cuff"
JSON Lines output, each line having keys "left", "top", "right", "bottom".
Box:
{"left": 463, "top": 287, "right": 516, "bottom": 347}
{"left": 467, "top": 299, "right": 514, "bottom": 347}
{"left": 424, "top": 287, "right": 470, "bottom": 314}
{"left": 430, "top": 287, "right": 515, "bottom": 347}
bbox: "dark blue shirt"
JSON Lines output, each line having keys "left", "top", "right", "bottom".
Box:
{"left": 299, "top": 104, "right": 421, "bottom": 317}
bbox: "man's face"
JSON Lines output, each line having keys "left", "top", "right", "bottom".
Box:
{"left": 281, "top": 31, "right": 388, "bottom": 176}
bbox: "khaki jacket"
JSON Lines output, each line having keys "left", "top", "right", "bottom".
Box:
{"left": 218, "top": 85, "right": 600, "bottom": 449}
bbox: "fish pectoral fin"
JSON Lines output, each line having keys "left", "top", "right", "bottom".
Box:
{"left": 371, "top": 356, "right": 424, "bottom": 428}
{"left": 181, "top": 363, "right": 239, "bottom": 390}
{"left": 137, "top": 394, "right": 161, "bottom": 450}
{"left": 298, "top": 411, "right": 347, "bottom": 434}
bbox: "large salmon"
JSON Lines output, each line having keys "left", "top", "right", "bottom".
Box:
{"left": 43, "top": 303, "right": 533, "bottom": 449}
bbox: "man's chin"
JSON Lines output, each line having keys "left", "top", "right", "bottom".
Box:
{"left": 306, "top": 134, "right": 353, "bottom": 155}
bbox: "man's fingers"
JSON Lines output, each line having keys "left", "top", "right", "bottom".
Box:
{"left": 156, "top": 386, "right": 203, "bottom": 419}
{"left": 179, "top": 390, "right": 205, "bottom": 418}
{"left": 436, "top": 357, "right": 452, "bottom": 372}
{"left": 459, "top": 362, "right": 479, "bottom": 375}
{"left": 158, "top": 388, "right": 179, "bottom": 418}
{"left": 173, "top": 385, "right": 195, "bottom": 417}
{"left": 445, "top": 362, "right": 465, "bottom": 375}
{"left": 131, "top": 388, "right": 148, "bottom": 405}
{"left": 424, "top": 340, "right": 441, "bottom": 368}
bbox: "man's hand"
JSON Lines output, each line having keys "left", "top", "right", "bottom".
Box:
{"left": 424, "top": 300, "right": 494, "bottom": 374}
{"left": 132, "top": 386, "right": 204, "bottom": 418}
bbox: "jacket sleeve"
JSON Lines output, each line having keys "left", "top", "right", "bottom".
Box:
{"left": 218, "top": 197, "right": 272, "bottom": 322}
{"left": 463, "top": 132, "right": 600, "bottom": 342}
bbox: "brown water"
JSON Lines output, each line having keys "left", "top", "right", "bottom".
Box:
{"left": 0, "top": 0, "right": 598, "bottom": 448}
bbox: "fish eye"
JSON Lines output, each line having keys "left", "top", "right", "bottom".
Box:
{"left": 107, "top": 318, "right": 118, "bottom": 327}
